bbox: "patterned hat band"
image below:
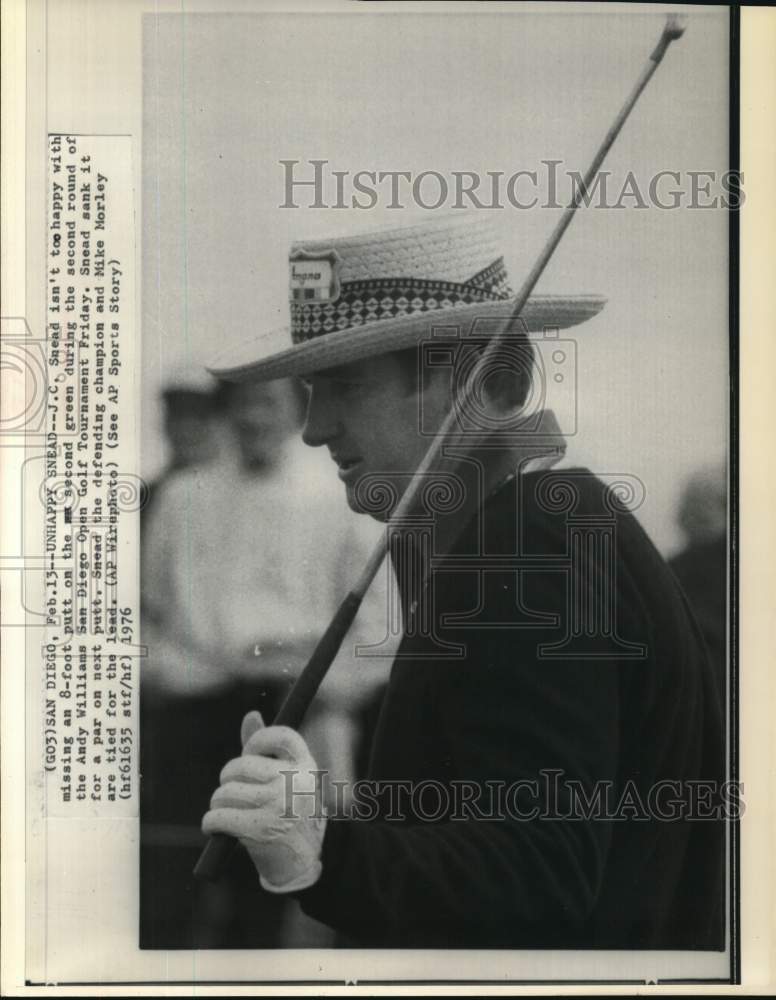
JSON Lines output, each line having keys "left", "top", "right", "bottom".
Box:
{"left": 290, "top": 256, "right": 513, "bottom": 345}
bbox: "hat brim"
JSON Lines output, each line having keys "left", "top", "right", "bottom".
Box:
{"left": 207, "top": 293, "right": 606, "bottom": 383}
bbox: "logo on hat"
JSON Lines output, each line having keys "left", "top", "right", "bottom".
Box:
{"left": 289, "top": 248, "right": 342, "bottom": 304}
{"left": 209, "top": 216, "right": 606, "bottom": 382}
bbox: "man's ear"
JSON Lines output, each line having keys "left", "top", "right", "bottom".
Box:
{"left": 478, "top": 338, "right": 534, "bottom": 417}
{"left": 482, "top": 368, "right": 527, "bottom": 415}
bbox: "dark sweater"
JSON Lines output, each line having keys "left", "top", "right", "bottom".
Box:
{"left": 297, "top": 468, "right": 725, "bottom": 949}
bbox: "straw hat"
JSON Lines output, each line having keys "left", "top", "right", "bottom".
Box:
{"left": 208, "top": 214, "right": 606, "bottom": 382}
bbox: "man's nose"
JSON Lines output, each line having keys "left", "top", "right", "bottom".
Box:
{"left": 301, "top": 386, "right": 341, "bottom": 447}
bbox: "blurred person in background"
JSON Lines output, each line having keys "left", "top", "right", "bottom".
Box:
{"left": 668, "top": 464, "right": 728, "bottom": 700}
{"left": 140, "top": 366, "right": 228, "bottom": 535}
{"left": 140, "top": 375, "right": 394, "bottom": 949}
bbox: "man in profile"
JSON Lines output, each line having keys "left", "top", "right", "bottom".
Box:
{"left": 202, "top": 214, "right": 725, "bottom": 949}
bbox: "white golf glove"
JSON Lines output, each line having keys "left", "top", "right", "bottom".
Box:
{"left": 202, "top": 711, "right": 327, "bottom": 893}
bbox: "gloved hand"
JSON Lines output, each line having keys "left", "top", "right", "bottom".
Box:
{"left": 202, "top": 710, "right": 327, "bottom": 893}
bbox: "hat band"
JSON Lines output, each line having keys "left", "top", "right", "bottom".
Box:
{"left": 290, "top": 257, "right": 512, "bottom": 344}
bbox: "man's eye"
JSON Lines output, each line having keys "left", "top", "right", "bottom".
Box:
{"left": 333, "top": 380, "right": 363, "bottom": 394}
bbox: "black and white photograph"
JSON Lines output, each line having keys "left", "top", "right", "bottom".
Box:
{"left": 4, "top": 0, "right": 776, "bottom": 993}
{"left": 139, "top": 0, "right": 732, "bottom": 972}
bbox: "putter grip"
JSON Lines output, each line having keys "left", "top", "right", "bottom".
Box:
{"left": 193, "top": 591, "right": 363, "bottom": 881}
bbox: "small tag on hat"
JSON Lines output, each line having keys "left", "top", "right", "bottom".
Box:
{"left": 289, "top": 248, "right": 342, "bottom": 303}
